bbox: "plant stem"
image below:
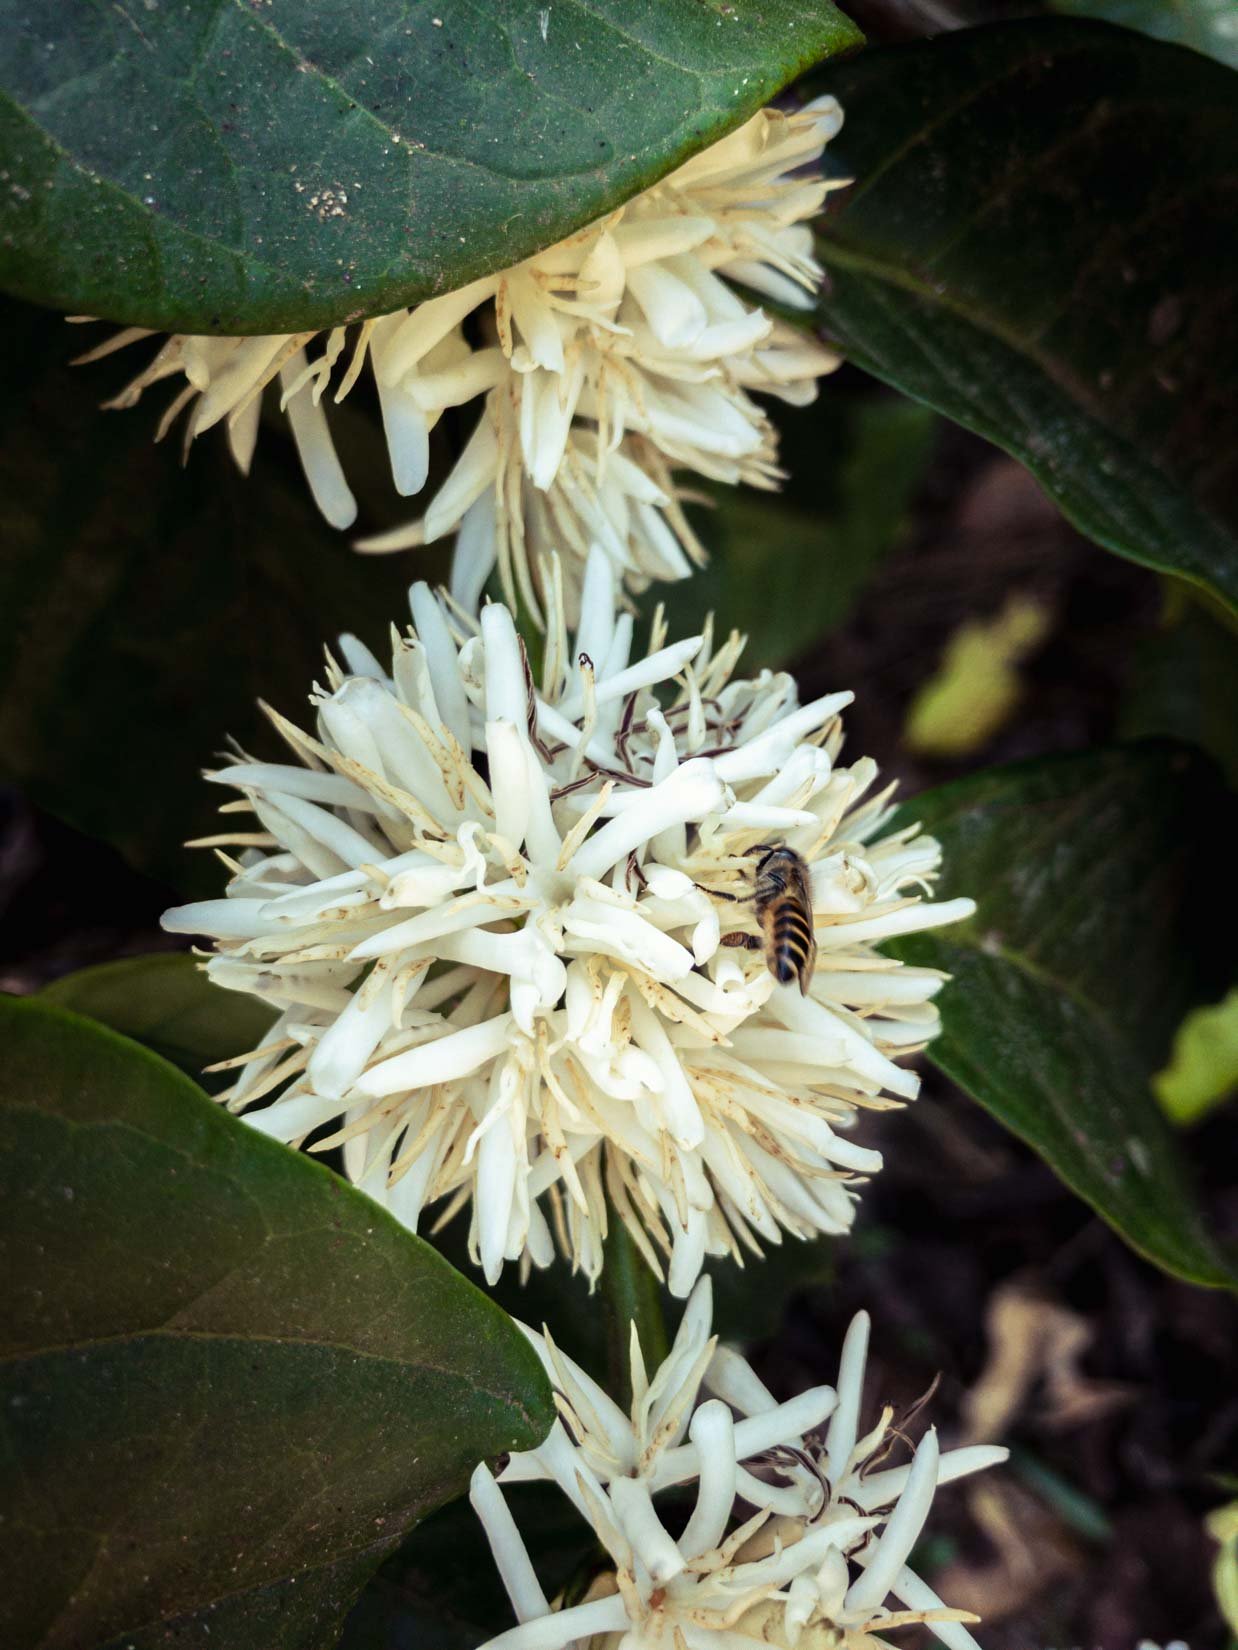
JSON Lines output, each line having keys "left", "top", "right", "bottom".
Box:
{"left": 601, "top": 1210, "right": 669, "bottom": 1404}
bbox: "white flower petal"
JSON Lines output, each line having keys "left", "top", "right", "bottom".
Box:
{"left": 279, "top": 352, "right": 357, "bottom": 529}
{"left": 469, "top": 1464, "right": 550, "bottom": 1623}
{"left": 825, "top": 1310, "right": 870, "bottom": 1487}
{"left": 844, "top": 1429, "right": 940, "bottom": 1614}
{"left": 356, "top": 1013, "right": 513, "bottom": 1097}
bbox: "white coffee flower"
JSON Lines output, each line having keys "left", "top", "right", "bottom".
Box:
{"left": 470, "top": 1276, "right": 1008, "bottom": 1650}
{"left": 76, "top": 100, "right": 845, "bottom": 620}
{"left": 163, "top": 549, "right": 973, "bottom": 1296}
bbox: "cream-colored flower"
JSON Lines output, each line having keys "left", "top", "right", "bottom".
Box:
{"left": 163, "top": 549, "right": 973, "bottom": 1296}
{"left": 77, "top": 100, "right": 846, "bottom": 620}
{"left": 471, "top": 1276, "right": 1007, "bottom": 1650}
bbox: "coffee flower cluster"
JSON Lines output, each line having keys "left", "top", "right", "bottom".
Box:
{"left": 471, "top": 1277, "right": 1007, "bottom": 1650}
{"left": 78, "top": 100, "right": 846, "bottom": 619}
{"left": 164, "top": 550, "right": 972, "bottom": 1296}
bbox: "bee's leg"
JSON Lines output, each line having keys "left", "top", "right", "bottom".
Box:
{"left": 700, "top": 883, "right": 742, "bottom": 903}
{"left": 720, "top": 931, "right": 762, "bottom": 950}
{"left": 744, "top": 842, "right": 777, "bottom": 858}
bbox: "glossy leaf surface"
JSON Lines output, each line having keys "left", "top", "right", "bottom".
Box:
{"left": 0, "top": 0, "right": 861, "bottom": 333}
{"left": 0, "top": 995, "right": 553, "bottom": 1650}
{"left": 813, "top": 20, "right": 1238, "bottom": 610}
{"left": 1053, "top": 0, "right": 1238, "bottom": 69}
{"left": 889, "top": 744, "right": 1238, "bottom": 1289}
{"left": 42, "top": 952, "right": 276, "bottom": 1082}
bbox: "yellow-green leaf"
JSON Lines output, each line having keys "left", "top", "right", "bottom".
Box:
{"left": 1154, "top": 989, "right": 1238, "bottom": 1125}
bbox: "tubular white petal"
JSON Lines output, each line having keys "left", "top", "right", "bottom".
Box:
{"left": 569, "top": 760, "right": 729, "bottom": 881}
{"left": 627, "top": 261, "right": 708, "bottom": 347}
{"left": 483, "top": 602, "right": 530, "bottom": 723}
{"left": 487, "top": 720, "right": 533, "bottom": 851}
{"left": 825, "top": 1310, "right": 870, "bottom": 1488}
{"left": 423, "top": 413, "right": 500, "bottom": 540}
{"left": 712, "top": 693, "right": 854, "bottom": 782}
{"left": 195, "top": 334, "right": 286, "bottom": 432}
{"left": 766, "top": 989, "right": 919, "bottom": 1101}
{"left": 608, "top": 1475, "right": 685, "bottom": 1583}
{"left": 243, "top": 1089, "right": 346, "bottom": 1141}
{"left": 575, "top": 546, "right": 618, "bottom": 678}
{"left": 668, "top": 1205, "right": 710, "bottom": 1299}
{"left": 377, "top": 273, "right": 500, "bottom": 382}
{"left": 469, "top": 1464, "right": 550, "bottom": 1623}
{"left": 376, "top": 375, "right": 431, "bottom": 496}
{"left": 307, "top": 967, "right": 394, "bottom": 1098}
{"left": 844, "top": 1428, "right": 941, "bottom": 1614}
{"left": 451, "top": 487, "right": 500, "bottom": 614}
{"left": 478, "top": 1097, "right": 519, "bottom": 1284}
{"left": 815, "top": 898, "right": 976, "bottom": 950}
{"left": 409, "top": 582, "right": 474, "bottom": 751}
{"left": 355, "top": 1013, "right": 513, "bottom": 1097}
{"left": 719, "top": 801, "right": 818, "bottom": 831}
{"left": 678, "top": 1400, "right": 736, "bottom": 1559}
{"left": 516, "top": 1418, "right": 613, "bottom": 1526}
{"left": 518, "top": 1330, "right": 636, "bottom": 1476}
{"left": 161, "top": 899, "right": 270, "bottom": 940}
{"left": 851, "top": 1443, "right": 1011, "bottom": 1513}
{"left": 208, "top": 763, "right": 374, "bottom": 812}
{"left": 589, "top": 635, "right": 705, "bottom": 706}
{"left": 731, "top": 1385, "right": 838, "bottom": 1460}
{"left": 227, "top": 390, "right": 262, "bottom": 474}
{"left": 279, "top": 353, "right": 357, "bottom": 529}
{"left": 477, "top": 1593, "right": 629, "bottom": 1650}
{"left": 705, "top": 1344, "right": 779, "bottom": 1417}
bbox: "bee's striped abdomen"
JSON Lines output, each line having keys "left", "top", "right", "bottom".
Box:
{"left": 770, "top": 903, "right": 814, "bottom": 985}
{"left": 751, "top": 845, "right": 817, "bottom": 994}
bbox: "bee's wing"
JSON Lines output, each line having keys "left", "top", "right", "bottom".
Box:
{"left": 792, "top": 856, "right": 818, "bottom": 993}
{"left": 789, "top": 855, "right": 816, "bottom": 915}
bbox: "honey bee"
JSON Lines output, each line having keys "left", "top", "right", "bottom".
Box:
{"left": 721, "top": 845, "right": 817, "bottom": 994}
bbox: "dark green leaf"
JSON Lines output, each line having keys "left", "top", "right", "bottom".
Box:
{"left": 888, "top": 744, "right": 1238, "bottom": 1290}
{"left": 0, "top": 995, "right": 553, "bottom": 1650}
{"left": 0, "top": 0, "right": 862, "bottom": 334}
{"left": 1120, "top": 594, "right": 1238, "bottom": 788}
{"left": 601, "top": 1212, "right": 670, "bottom": 1403}
{"left": 1052, "top": 0, "right": 1238, "bottom": 70}
{"left": 41, "top": 952, "right": 276, "bottom": 1083}
{"left": 706, "top": 1232, "right": 835, "bottom": 1343}
{"left": 655, "top": 397, "right": 937, "bottom": 668}
{"left": 0, "top": 297, "right": 429, "bottom": 890}
{"left": 812, "top": 19, "right": 1238, "bottom": 611}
